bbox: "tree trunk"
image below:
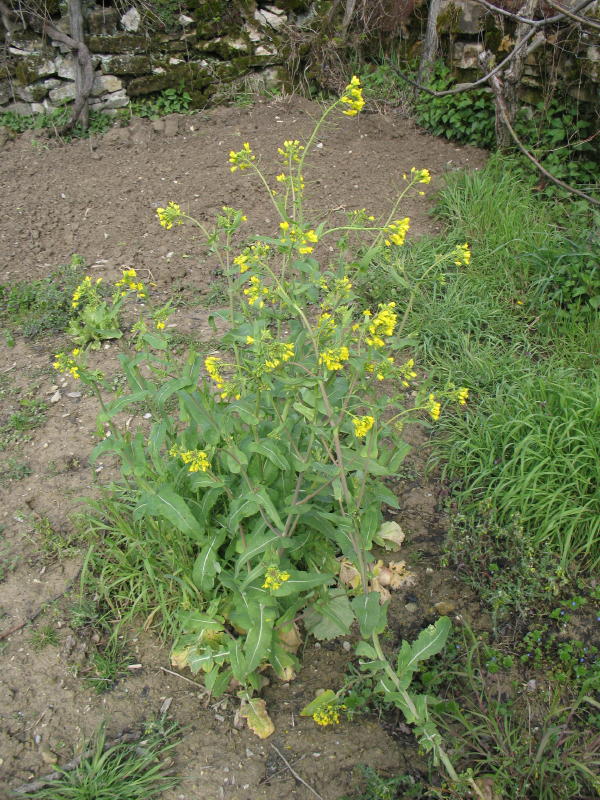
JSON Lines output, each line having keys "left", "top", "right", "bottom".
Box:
{"left": 418, "top": 0, "right": 443, "bottom": 85}
{"left": 68, "top": 0, "right": 88, "bottom": 130}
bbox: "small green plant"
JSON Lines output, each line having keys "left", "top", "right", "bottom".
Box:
{"left": 131, "top": 84, "right": 192, "bottom": 119}
{"left": 0, "top": 108, "right": 113, "bottom": 139}
{"left": 86, "top": 636, "right": 131, "bottom": 693}
{"left": 0, "top": 254, "right": 85, "bottom": 337}
{"left": 342, "top": 765, "right": 427, "bottom": 800}
{"left": 0, "top": 457, "right": 32, "bottom": 485}
{"left": 18, "top": 718, "right": 180, "bottom": 799}
{"left": 30, "top": 625, "right": 60, "bottom": 650}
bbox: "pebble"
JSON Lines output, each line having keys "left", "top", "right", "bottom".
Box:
{"left": 67, "top": 392, "right": 82, "bottom": 398}
{"left": 433, "top": 601, "right": 456, "bottom": 615}
{"left": 342, "top": 641, "right": 351, "bottom": 651}
{"left": 50, "top": 391, "right": 61, "bottom": 403}
{"left": 404, "top": 602, "right": 418, "bottom": 613}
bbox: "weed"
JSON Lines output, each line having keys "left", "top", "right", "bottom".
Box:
{"left": 30, "top": 625, "right": 60, "bottom": 650}
{"left": 341, "top": 765, "right": 428, "bottom": 799}
{"left": 0, "top": 108, "right": 113, "bottom": 140}
{"left": 86, "top": 635, "right": 131, "bottom": 693}
{"left": 18, "top": 717, "right": 180, "bottom": 799}
{"left": 131, "top": 84, "right": 191, "bottom": 119}
{"left": 0, "top": 457, "right": 32, "bottom": 485}
{"left": 0, "top": 254, "right": 84, "bottom": 337}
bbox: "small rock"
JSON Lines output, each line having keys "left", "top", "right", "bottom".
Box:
{"left": 152, "top": 119, "right": 164, "bottom": 134}
{"left": 433, "top": 601, "right": 456, "bottom": 615}
{"left": 39, "top": 743, "right": 58, "bottom": 765}
{"left": 67, "top": 392, "right": 82, "bottom": 398}
{"left": 404, "top": 602, "right": 418, "bottom": 613}
{"left": 526, "top": 679, "right": 537, "bottom": 692}
{"left": 121, "top": 7, "right": 141, "bottom": 32}
{"left": 50, "top": 390, "right": 61, "bottom": 403}
{"left": 342, "top": 640, "right": 351, "bottom": 651}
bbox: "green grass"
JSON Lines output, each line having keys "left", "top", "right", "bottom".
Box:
{"left": 19, "top": 718, "right": 180, "bottom": 799}
{"left": 433, "top": 370, "right": 600, "bottom": 568}
{"left": 82, "top": 491, "right": 200, "bottom": 637}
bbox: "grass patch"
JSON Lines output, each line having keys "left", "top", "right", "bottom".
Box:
{"left": 0, "top": 254, "right": 84, "bottom": 337}
{"left": 19, "top": 718, "right": 180, "bottom": 799}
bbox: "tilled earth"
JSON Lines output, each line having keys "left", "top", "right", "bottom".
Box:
{"left": 0, "top": 96, "right": 486, "bottom": 798}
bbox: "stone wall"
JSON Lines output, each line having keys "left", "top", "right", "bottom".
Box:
{"left": 0, "top": 1, "right": 301, "bottom": 116}
{"left": 1, "top": 0, "right": 598, "bottom": 117}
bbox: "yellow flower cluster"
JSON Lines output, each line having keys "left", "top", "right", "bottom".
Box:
{"left": 169, "top": 444, "right": 210, "bottom": 473}
{"left": 319, "top": 346, "right": 350, "bottom": 371}
{"left": 217, "top": 206, "right": 247, "bottom": 233}
{"left": 384, "top": 217, "right": 410, "bottom": 247}
{"left": 365, "top": 302, "right": 397, "bottom": 348}
{"left": 340, "top": 75, "right": 365, "bottom": 117}
{"left": 410, "top": 167, "right": 432, "bottom": 184}
{"left": 453, "top": 243, "right": 471, "bottom": 266}
{"left": 313, "top": 703, "right": 346, "bottom": 726}
{"left": 228, "top": 142, "right": 255, "bottom": 172}
{"left": 156, "top": 202, "right": 184, "bottom": 230}
{"left": 353, "top": 415, "right": 375, "bottom": 438}
{"left": 244, "top": 275, "right": 270, "bottom": 308}
{"left": 399, "top": 358, "right": 418, "bottom": 388}
{"left": 275, "top": 173, "right": 305, "bottom": 193}
{"left": 277, "top": 139, "right": 304, "bottom": 162}
{"left": 205, "top": 356, "right": 240, "bottom": 400}
{"left": 456, "top": 387, "right": 469, "bottom": 405}
{"left": 317, "top": 312, "right": 337, "bottom": 336}
{"left": 264, "top": 342, "right": 295, "bottom": 372}
{"left": 234, "top": 242, "right": 270, "bottom": 274}
{"left": 115, "top": 268, "right": 147, "bottom": 299}
{"left": 279, "top": 220, "right": 319, "bottom": 255}
{"left": 347, "top": 208, "right": 376, "bottom": 225}
{"left": 365, "top": 356, "right": 395, "bottom": 381}
{"left": 426, "top": 393, "right": 441, "bottom": 421}
{"left": 71, "top": 276, "right": 102, "bottom": 309}
{"left": 53, "top": 349, "right": 81, "bottom": 380}
{"left": 262, "top": 565, "right": 291, "bottom": 591}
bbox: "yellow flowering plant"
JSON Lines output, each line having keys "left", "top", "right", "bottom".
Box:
{"left": 73, "top": 78, "right": 477, "bottom": 790}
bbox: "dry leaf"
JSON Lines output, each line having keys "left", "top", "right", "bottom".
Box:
{"left": 239, "top": 696, "right": 275, "bottom": 739}
{"left": 277, "top": 622, "right": 302, "bottom": 653}
{"left": 376, "top": 521, "right": 405, "bottom": 549}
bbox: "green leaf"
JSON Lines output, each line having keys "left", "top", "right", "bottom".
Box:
{"left": 351, "top": 592, "right": 388, "bottom": 637}
{"left": 254, "top": 487, "right": 284, "bottom": 530}
{"left": 186, "top": 646, "right": 229, "bottom": 674}
{"left": 300, "top": 690, "right": 337, "bottom": 717}
{"left": 292, "top": 401, "right": 315, "bottom": 421}
{"left": 235, "top": 530, "right": 287, "bottom": 575}
{"left": 272, "top": 570, "right": 332, "bottom": 597}
{"left": 228, "top": 398, "right": 259, "bottom": 425}
{"left": 303, "top": 590, "right": 354, "bottom": 640}
{"left": 397, "top": 617, "right": 452, "bottom": 675}
{"left": 142, "top": 485, "right": 200, "bottom": 536}
{"left": 248, "top": 440, "right": 289, "bottom": 471}
{"left": 156, "top": 376, "right": 193, "bottom": 407}
{"left": 204, "top": 665, "right": 231, "bottom": 697}
{"left": 244, "top": 603, "right": 275, "bottom": 672}
{"left": 97, "top": 389, "right": 148, "bottom": 422}
{"left": 228, "top": 495, "right": 260, "bottom": 531}
{"left": 238, "top": 696, "right": 274, "bottom": 739}
{"left": 141, "top": 332, "right": 168, "bottom": 350}
{"left": 192, "top": 531, "right": 225, "bottom": 592}
{"left": 229, "top": 638, "right": 247, "bottom": 683}
{"left": 355, "top": 641, "right": 378, "bottom": 659}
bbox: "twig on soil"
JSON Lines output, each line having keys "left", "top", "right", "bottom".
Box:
{"left": 260, "top": 754, "right": 306, "bottom": 785}
{"left": 1, "top": 363, "right": 16, "bottom": 373}
{"left": 12, "top": 730, "right": 141, "bottom": 794}
{"left": 270, "top": 744, "right": 324, "bottom": 800}
{"left": 159, "top": 665, "right": 209, "bottom": 693}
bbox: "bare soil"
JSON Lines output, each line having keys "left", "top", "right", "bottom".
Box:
{"left": 0, "top": 96, "right": 486, "bottom": 798}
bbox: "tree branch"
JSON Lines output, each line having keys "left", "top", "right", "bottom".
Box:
{"left": 488, "top": 70, "right": 600, "bottom": 205}
{"left": 542, "top": 0, "right": 600, "bottom": 29}
{"left": 469, "top": 0, "right": 596, "bottom": 27}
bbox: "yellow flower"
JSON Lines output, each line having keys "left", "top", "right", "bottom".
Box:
{"left": 53, "top": 351, "right": 81, "bottom": 380}
{"left": 246, "top": 336, "right": 255, "bottom": 344}
{"left": 319, "top": 346, "right": 349, "bottom": 371}
{"left": 365, "top": 302, "right": 397, "bottom": 348}
{"left": 410, "top": 167, "right": 432, "bottom": 184}
{"left": 277, "top": 139, "right": 304, "bottom": 162}
{"left": 353, "top": 415, "right": 375, "bottom": 437}
{"left": 384, "top": 217, "right": 410, "bottom": 247}
{"left": 262, "top": 565, "right": 291, "bottom": 591}
{"left": 453, "top": 243, "right": 471, "bottom": 266}
{"left": 156, "top": 202, "right": 184, "bottom": 230}
{"left": 205, "top": 356, "right": 225, "bottom": 389}
{"left": 228, "top": 142, "right": 255, "bottom": 172}
{"left": 313, "top": 703, "right": 346, "bottom": 726}
{"left": 156, "top": 321, "right": 166, "bottom": 330}
{"left": 426, "top": 393, "right": 441, "bottom": 421}
{"left": 456, "top": 387, "right": 469, "bottom": 405}
{"left": 243, "top": 275, "right": 270, "bottom": 308}
{"left": 170, "top": 445, "right": 210, "bottom": 473}
{"left": 340, "top": 75, "right": 365, "bottom": 117}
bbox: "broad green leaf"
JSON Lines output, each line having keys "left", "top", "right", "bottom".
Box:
{"left": 156, "top": 376, "right": 193, "bottom": 407}
{"left": 254, "top": 487, "right": 284, "bottom": 530}
{"left": 244, "top": 603, "right": 275, "bottom": 672}
{"left": 248, "top": 440, "right": 289, "bottom": 471}
{"left": 269, "top": 640, "right": 298, "bottom": 681}
{"left": 239, "top": 696, "right": 274, "bottom": 739}
{"left": 204, "top": 665, "right": 231, "bottom": 697}
{"left": 397, "top": 617, "right": 452, "bottom": 675}
{"left": 271, "top": 570, "right": 332, "bottom": 597}
{"left": 355, "top": 641, "right": 378, "bottom": 659}
{"left": 300, "top": 690, "right": 337, "bottom": 717}
{"left": 141, "top": 331, "right": 168, "bottom": 350}
{"left": 186, "top": 646, "right": 229, "bottom": 674}
{"left": 229, "top": 638, "right": 247, "bottom": 683}
{"left": 292, "top": 401, "right": 315, "bottom": 421}
{"left": 97, "top": 390, "right": 148, "bottom": 422}
{"left": 178, "top": 611, "right": 223, "bottom": 633}
{"left": 235, "top": 530, "right": 288, "bottom": 575}
{"left": 351, "top": 592, "right": 388, "bottom": 638}
{"left": 374, "top": 520, "right": 405, "bottom": 550}
{"left": 195, "top": 487, "right": 224, "bottom": 525}
{"left": 143, "top": 485, "right": 199, "bottom": 536}
{"left": 228, "top": 399, "right": 259, "bottom": 425}
{"left": 303, "top": 590, "right": 354, "bottom": 640}
{"left": 192, "top": 531, "right": 225, "bottom": 592}
{"left": 228, "top": 495, "right": 260, "bottom": 531}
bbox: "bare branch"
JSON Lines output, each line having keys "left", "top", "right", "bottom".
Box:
{"left": 488, "top": 71, "right": 600, "bottom": 206}
{"left": 470, "top": 0, "right": 597, "bottom": 26}
{"left": 388, "top": 27, "right": 540, "bottom": 97}
{"left": 543, "top": 0, "right": 600, "bottom": 29}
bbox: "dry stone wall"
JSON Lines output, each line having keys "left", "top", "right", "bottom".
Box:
{"left": 1, "top": 0, "right": 598, "bottom": 117}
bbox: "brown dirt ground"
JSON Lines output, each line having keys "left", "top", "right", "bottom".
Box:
{"left": 0, "top": 96, "right": 487, "bottom": 798}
